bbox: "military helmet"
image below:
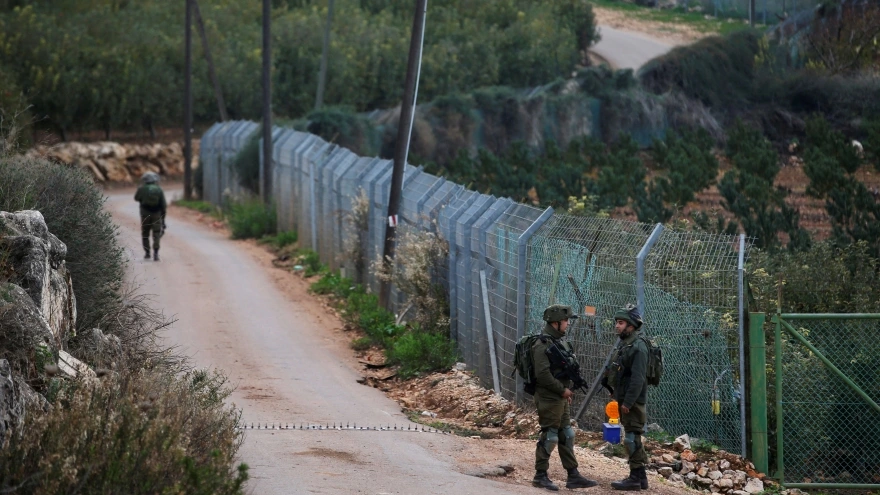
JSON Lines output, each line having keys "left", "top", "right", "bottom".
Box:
{"left": 141, "top": 171, "right": 160, "bottom": 184}
{"left": 543, "top": 304, "right": 579, "bottom": 323}
{"left": 613, "top": 303, "right": 643, "bottom": 329}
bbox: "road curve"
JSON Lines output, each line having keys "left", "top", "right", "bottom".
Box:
{"left": 591, "top": 25, "right": 675, "bottom": 71}
{"left": 106, "top": 188, "right": 540, "bottom": 495}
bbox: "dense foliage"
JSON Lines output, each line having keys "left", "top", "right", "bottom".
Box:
{"left": 0, "top": 0, "right": 598, "bottom": 137}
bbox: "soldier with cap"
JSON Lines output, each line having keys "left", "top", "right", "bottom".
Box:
{"left": 531, "top": 304, "right": 598, "bottom": 491}
{"left": 134, "top": 172, "right": 167, "bottom": 261}
{"left": 607, "top": 304, "right": 650, "bottom": 491}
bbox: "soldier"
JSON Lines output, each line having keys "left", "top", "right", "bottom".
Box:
{"left": 134, "top": 172, "right": 166, "bottom": 261}
{"left": 608, "top": 304, "right": 649, "bottom": 491}
{"left": 531, "top": 304, "right": 598, "bottom": 491}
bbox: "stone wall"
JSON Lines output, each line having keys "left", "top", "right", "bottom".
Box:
{"left": 25, "top": 140, "right": 200, "bottom": 184}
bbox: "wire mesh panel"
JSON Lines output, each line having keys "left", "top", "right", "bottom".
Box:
{"left": 336, "top": 157, "right": 380, "bottom": 283}
{"left": 275, "top": 132, "right": 312, "bottom": 232}
{"left": 361, "top": 159, "right": 393, "bottom": 293}
{"left": 643, "top": 230, "right": 751, "bottom": 454}
{"left": 198, "top": 122, "right": 230, "bottom": 205}
{"left": 400, "top": 172, "right": 444, "bottom": 229}
{"left": 483, "top": 203, "right": 546, "bottom": 399}
{"left": 324, "top": 150, "right": 360, "bottom": 272}
{"left": 775, "top": 315, "right": 880, "bottom": 486}
{"left": 528, "top": 214, "right": 653, "bottom": 424}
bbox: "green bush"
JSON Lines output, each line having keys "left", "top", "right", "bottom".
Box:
{"left": 389, "top": 329, "right": 458, "bottom": 379}
{"left": 175, "top": 199, "right": 220, "bottom": 216}
{"left": 307, "top": 107, "right": 378, "bottom": 156}
{"left": 299, "top": 249, "right": 325, "bottom": 277}
{"left": 0, "top": 370, "right": 247, "bottom": 494}
{"left": 259, "top": 230, "right": 298, "bottom": 249}
{"left": 226, "top": 198, "right": 276, "bottom": 240}
{"left": 230, "top": 128, "right": 261, "bottom": 194}
{"left": 0, "top": 155, "right": 124, "bottom": 332}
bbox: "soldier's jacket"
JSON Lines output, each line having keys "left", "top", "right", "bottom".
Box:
{"left": 608, "top": 331, "right": 648, "bottom": 408}
{"left": 531, "top": 323, "right": 572, "bottom": 398}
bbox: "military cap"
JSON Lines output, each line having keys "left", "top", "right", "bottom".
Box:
{"left": 543, "top": 304, "right": 579, "bottom": 323}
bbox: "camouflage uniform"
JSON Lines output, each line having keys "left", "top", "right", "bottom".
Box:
{"left": 531, "top": 304, "right": 597, "bottom": 491}
{"left": 134, "top": 176, "right": 166, "bottom": 260}
{"left": 608, "top": 305, "right": 650, "bottom": 491}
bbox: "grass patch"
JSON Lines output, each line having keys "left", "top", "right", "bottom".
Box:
{"left": 591, "top": 0, "right": 757, "bottom": 35}
{"left": 175, "top": 199, "right": 221, "bottom": 217}
{"left": 309, "top": 270, "right": 458, "bottom": 378}
{"left": 645, "top": 429, "right": 675, "bottom": 444}
{"left": 258, "top": 230, "right": 298, "bottom": 249}
{"left": 226, "top": 198, "right": 276, "bottom": 240}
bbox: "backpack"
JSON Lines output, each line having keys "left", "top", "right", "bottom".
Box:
{"left": 512, "top": 334, "right": 548, "bottom": 395}
{"left": 640, "top": 335, "right": 663, "bottom": 387}
{"left": 139, "top": 184, "right": 163, "bottom": 208}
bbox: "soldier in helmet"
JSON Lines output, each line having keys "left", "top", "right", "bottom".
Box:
{"left": 531, "top": 304, "right": 598, "bottom": 491}
{"left": 607, "top": 304, "right": 650, "bottom": 491}
{"left": 134, "top": 172, "right": 166, "bottom": 261}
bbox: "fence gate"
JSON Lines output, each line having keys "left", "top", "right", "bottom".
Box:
{"left": 751, "top": 313, "right": 880, "bottom": 490}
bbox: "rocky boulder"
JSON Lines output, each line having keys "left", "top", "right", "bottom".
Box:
{"left": 0, "top": 210, "right": 75, "bottom": 344}
{"left": 25, "top": 140, "right": 198, "bottom": 184}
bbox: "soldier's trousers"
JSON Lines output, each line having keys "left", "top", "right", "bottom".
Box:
{"left": 534, "top": 390, "right": 578, "bottom": 472}
{"left": 621, "top": 402, "right": 648, "bottom": 469}
{"left": 141, "top": 211, "right": 163, "bottom": 252}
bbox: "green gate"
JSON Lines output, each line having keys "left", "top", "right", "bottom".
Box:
{"left": 749, "top": 313, "right": 880, "bottom": 490}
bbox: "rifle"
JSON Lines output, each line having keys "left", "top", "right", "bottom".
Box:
{"left": 545, "top": 340, "right": 613, "bottom": 396}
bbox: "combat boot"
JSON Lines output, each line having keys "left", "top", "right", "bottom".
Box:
{"left": 611, "top": 469, "right": 643, "bottom": 491}
{"left": 532, "top": 470, "right": 559, "bottom": 491}
{"left": 566, "top": 468, "right": 598, "bottom": 489}
{"left": 144, "top": 250, "right": 151, "bottom": 260}
{"left": 153, "top": 249, "right": 160, "bottom": 262}
{"left": 635, "top": 467, "right": 648, "bottom": 489}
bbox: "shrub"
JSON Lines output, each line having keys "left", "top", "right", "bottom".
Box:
{"left": 0, "top": 155, "right": 124, "bottom": 333}
{"left": 175, "top": 199, "right": 220, "bottom": 216}
{"left": 389, "top": 329, "right": 458, "bottom": 379}
{"left": 230, "top": 128, "right": 260, "bottom": 194}
{"left": 226, "top": 198, "right": 277, "bottom": 240}
{"left": 307, "top": 107, "right": 378, "bottom": 156}
{"left": 0, "top": 370, "right": 247, "bottom": 494}
{"left": 259, "top": 230, "right": 298, "bottom": 250}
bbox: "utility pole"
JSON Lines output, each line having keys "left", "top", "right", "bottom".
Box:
{"left": 749, "top": 0, "right": 755, "bottom": 26}
{"left": 261, "top": 0, "right": 273, "bottom": 203}
{"left": 315, "top": 0, "right": 335, "bottom": 111}
{"left": 184, "top": 0, "right": 193, "bottom": 200}
{"left": 193, "top": 0, "right": 229, "bottom": 121}
{"left": 378, "top": 0, "right": 428, "bottom": 309}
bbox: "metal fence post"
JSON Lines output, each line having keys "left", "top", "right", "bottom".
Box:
{"left": 310, "top": 153, "right": 318, "bottom": 251}
{"left": 738, "top": 233, "right": 747, "bottom": 457}
{"left": 515, "top": 206, "right": 554, "bottom": 403}
{"left": 773, "top": 313, "right": 784, "bottom": 481}
{"left": 636, "top": 223, "right": 664, "bottom": 316}
{"left": 480, "top": 270, "right": 501, "bottom": 395}
{"left": 748, "top": 312, "right": 769, "bottom": 475}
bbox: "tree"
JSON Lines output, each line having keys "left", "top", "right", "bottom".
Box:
{"left": 803, "top": 115, "right": 880, "bottom": 258}
{"left": 719, "top": 121, "right": 810, "bottom": 250}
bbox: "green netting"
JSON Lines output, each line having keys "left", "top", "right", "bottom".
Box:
{"left": 774, "top": 316, "right": 880, "bottom": 485}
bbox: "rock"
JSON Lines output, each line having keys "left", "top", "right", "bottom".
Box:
{"left": 673, "top": 434, "right": 691, "bottom": 452}
{"left": 709, "top": 471, "right": 723, "bottom": 480}
{"left": 421, "top": 410, "right": 437, "bottom": 418}
{"left": 646, "top": 423, "right": 664, "bottom": 433}
{"left": 715, "top": 479, "right": 734, "bottom": 489}
{"left": 697, "top": 466, "right": 709, "bottom": 477}
{"left": 744, "top": 478, "right": 764, "bottom": 493}
{"left": 733, "top": 471, "right": 748, "bottom": 485}
{"left": 681, "top": 449, "right": 698, "bottom": 462}
{"left": 732, "top": 491, "right": 749, "bottom": 495}
{"left": 681, "top": 460, "right": 695, "bottom": 474}
{"left": 26, "top": 141, "right": 191, "bottom": 184}
{"left": 658, "top": 467, "right": 673, "bottom": 478}
{"left": 454, "top": 362, "right": 467, "bottom": 371}
{"left": 720, "top": 460, "right": 731, "bottom": 470}
{"left": 695, "top": 476, "right": 713, "bottom": 487}
{"left": 496, "top": 462, "right": 514, "bottom": 473}
{"left": 58, "top": 350, "right": 96, "bottom": 380}
{"left": 0, "top": 359, "right": 47, "bottom": 443}
{"left": 662, "top": 453, "right": 676, "bottom": 463}
{"left": 670, "top": 473, "right": 684, "bottom": 482}
{"left": 669, "top": 480, "right": 688, "bottom": 489}
{"left": 0, "top": 283, "right": 58, "bottom": 369}
{"left": 0, "top": 210, "right": 75, "bottom": 343}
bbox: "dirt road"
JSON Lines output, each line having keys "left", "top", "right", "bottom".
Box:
{"left": 591, "top": 25, "right": 674, "bottom": 70}
{"left": 106, "top": 188, "right": 692, "bottom": 495}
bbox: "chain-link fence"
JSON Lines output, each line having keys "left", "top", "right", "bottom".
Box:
{"left": 767, "top": 314, "right": 880, "bottom": 488}
{"left": 199, "top": 120, "right": 750, "bottom": 455}
{"left": 687, "top": 0, "right": 814, "bottom": 24}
